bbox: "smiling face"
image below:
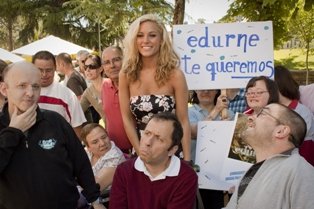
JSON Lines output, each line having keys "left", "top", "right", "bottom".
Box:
{"left": 84, "top": 57, "right": 103, "bottom": 81}
{"left": 102, "top": 47, "right": 122, "bottom": 81}
{"left": 136, "top": 21, "right": 162, "bottom": 59}
{"left": 139, "top": 118, "right": 177, "bottom": 166}
{"left": 2, "top": 63, "right": 41, "bottom": 115}
{"left": 86, "top": 126, "right": 111, "bottom": 158}
{"left": 246, "top": 80, "right": 270, "bottom": 111}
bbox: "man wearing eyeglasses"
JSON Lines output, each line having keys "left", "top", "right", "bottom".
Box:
{"left": 32, "top": 51, "right": 87, "bottom": 138}
{"left": 226, "top": 103, "right": 314, "bottom": 209}
{"left": 101, "top": 46, "right": 133, "bottom": 154}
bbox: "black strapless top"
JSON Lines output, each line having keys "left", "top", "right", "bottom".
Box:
{"left": 130, "top": 95, "right": 176, "bottom": 131}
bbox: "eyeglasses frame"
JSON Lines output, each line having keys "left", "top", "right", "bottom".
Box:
{"left": 256, "top": 107, "right": 298, "bottom": 147}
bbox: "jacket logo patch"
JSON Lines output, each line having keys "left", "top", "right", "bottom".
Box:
{"left": 38, "top": 139, "right": 57, "bottom": 150}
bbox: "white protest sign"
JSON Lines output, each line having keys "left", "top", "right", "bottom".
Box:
{"left": 173, "top": 21, "right": 274, "bottom": 90}
{"left": 195, "top": 116, "right": 253, "bottom": 191}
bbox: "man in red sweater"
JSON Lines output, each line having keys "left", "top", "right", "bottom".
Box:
{"left": 109, "top": 112, "right": 198, "bottom": 209}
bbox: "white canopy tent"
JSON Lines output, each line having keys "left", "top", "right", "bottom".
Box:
{"left": 12, "top": 35, "right": 92, "bottom": 55}
{"left": 0, "top": 48, "right": 25, "bottom": 63}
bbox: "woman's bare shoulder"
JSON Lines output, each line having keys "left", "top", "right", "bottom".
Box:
{"left": 170, "top": 68, "right": 186, "bottom": 83}
{"left": 171, "top": 67, "right": 185, "bottom": 77}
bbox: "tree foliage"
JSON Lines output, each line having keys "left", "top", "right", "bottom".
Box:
{"left": 0, "top": 0, "right": 28, "bottom": 50}
{"left": 172, "top": 0, "right": 185, "bottom": 25}
{"left": 0, "top": 0, "right": 173, "bottom": 51}
{"left": 221, "top": 0, "right": 313, "bottom": 48}
{"left": 289, "top": 5, "right": 314, "bottom": 83}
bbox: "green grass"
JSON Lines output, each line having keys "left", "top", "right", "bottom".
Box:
{"left": 274, "top": 48, "right": 314, "bottom": 70}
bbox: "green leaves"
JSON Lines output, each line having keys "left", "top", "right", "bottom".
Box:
{"left": 0, "top": 0, "right": 173, "bottom": 51}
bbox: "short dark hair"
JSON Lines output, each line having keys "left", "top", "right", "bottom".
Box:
{"left": 276, "top": 103, "right": 307, "bottom": 147}
{"left": 80, "top": 123, "right": 108, "bottom": 147}
{"left": 245, "top": 76, "right": 279, "bottom": 104}
{"left": 274, "top": 65, "right": 300, "bottom": 100}
{"left": 56, "top": 53, "right": 73, "bottom": 65}
{"left": 86, "top": 54, "right": 102, "bottom": 68}
{"left": 148, "top": 112, "right": 183, "bottom": 149}
{"left": 32, "top": 50, "right": 56, "bottom": 67}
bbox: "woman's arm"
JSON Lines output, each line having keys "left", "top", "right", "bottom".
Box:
{"left": 118, "top": 72, "right": 140, "bottom": 154}
{"left": 172, "top": 69, "right": 191, "bottom": 161}
{"left": 80, "top": 89, "right": 90, "bottom": 113}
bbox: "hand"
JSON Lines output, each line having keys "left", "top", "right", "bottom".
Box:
{"left": 9, "top": 104, "right": 37, "bottom": 132}
{"left": 92, "top": 202, "right": 106, "bottom": 209}
{"left": 215, "top": 95, "right": 229, "bottom": 112}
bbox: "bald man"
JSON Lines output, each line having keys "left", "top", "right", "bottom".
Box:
{"left": 0, "top": 61, "right": 104, "bottom": 209}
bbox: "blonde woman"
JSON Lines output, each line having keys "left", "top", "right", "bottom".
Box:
{"left": 119, "top": 14, "right": 191, "bottom": 161}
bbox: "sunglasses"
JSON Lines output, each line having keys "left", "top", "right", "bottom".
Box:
{"left": 84, "top": 64, "right": 100, "bottom": 70}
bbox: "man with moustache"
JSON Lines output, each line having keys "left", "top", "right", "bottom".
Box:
{"left": 226, "top": 103, "right": 314, "bottom": 209}
{"left": 0, "top": 61, "right": 104, "bottom": 209}
{"left": 109, "top": 112, "right": 197, "bottom": 209}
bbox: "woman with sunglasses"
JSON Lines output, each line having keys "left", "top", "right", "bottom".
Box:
{"left": 80, "top": 54, "right": 105, "bottom": 123}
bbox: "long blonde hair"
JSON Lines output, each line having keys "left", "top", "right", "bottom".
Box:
{"left": 122, "top": 14, "right": 180, "bottom": 86}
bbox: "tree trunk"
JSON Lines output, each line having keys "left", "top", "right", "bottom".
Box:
{"left": 305, "top": 42, "right": 309, "bottom": 85}
{"left": 8, "top": 18, "right": 13, "bottom": 51}
{"left": 172, "top": 0, "right": 185, "bottom": 25}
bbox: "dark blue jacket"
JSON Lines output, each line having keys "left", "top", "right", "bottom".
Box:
{"left": 0, "top": 104, "right": 99, "bottom": 209}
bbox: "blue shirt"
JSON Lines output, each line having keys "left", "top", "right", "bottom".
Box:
{"left": 228, "top": 88, "right": 247, "bottom": 113}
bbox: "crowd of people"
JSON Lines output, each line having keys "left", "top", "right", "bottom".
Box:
{"left": 0, "top": 13, "right": 314, "bottom": 209}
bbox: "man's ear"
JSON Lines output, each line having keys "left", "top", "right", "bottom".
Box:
{"left": 274, "top": 125, "right": 291, "bottom": 140}
{"left": 168, "top": 145, "right": 178, "bottom": 156}
{"left": 0, "top": 82, "right": 8, "bottom": 97}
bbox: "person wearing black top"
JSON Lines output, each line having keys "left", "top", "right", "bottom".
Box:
{"left": 0, "top": 61, "right": 105, "bottom": 209}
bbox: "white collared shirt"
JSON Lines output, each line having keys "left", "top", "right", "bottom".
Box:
{"left": 134, "top": 155, "right": 181, "bottom": 181}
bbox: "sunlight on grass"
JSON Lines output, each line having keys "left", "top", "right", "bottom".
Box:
{"left": 274, "top": 49, "right": 314, "bottom": 70}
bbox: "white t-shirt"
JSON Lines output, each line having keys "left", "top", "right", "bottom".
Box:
{"left": 38, "top": 81, "right": 86, "bottom": 127}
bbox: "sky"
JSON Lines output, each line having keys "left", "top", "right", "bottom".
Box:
{"left": 167, "top": 0, "right": 233, "bottom": 24}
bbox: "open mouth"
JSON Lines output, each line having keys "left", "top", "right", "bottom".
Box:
{"left": 247, "top": 118, "right": 255, "bottom": 128}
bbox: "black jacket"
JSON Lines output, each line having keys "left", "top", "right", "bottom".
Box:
{"left": 0, "top": 104, "right": 99, "bottom": 209}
